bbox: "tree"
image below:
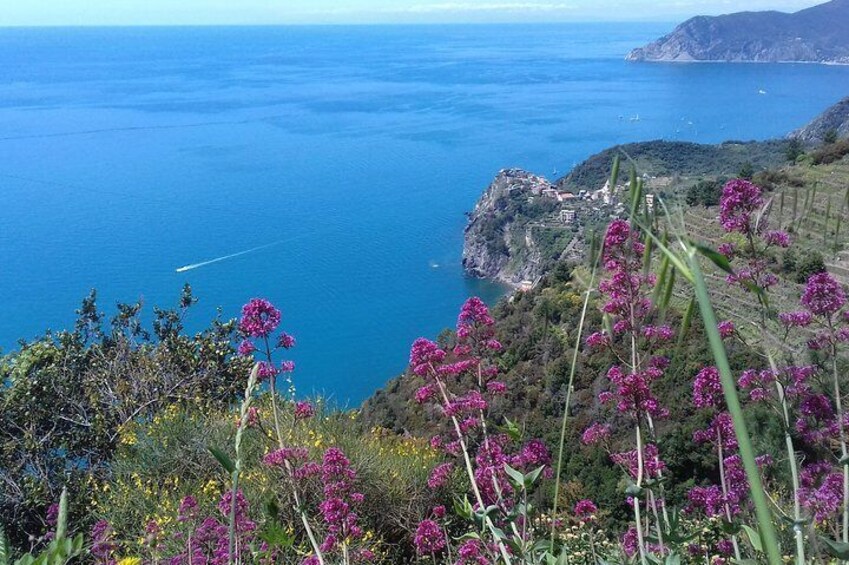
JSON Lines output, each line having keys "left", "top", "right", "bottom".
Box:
{"left": 795, "top": 251, "right": 827, "bottom": 283}
{"left": 824, "top": 129, "right": 839, "bottom": 145}
{"left": 685, "top": 179, "right": 722, "bottom": 207}
{"left": 786, "top": 138, "right": 804, "bottom": 162}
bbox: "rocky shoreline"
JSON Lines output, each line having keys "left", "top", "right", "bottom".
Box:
{"left": 461, "top": 169, "right": 551, "bottom": 288}
{"left": 627, "top": 0, "right": 849, "bottom": 65}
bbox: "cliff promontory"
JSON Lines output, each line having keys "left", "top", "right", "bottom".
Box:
{"left": 462, "top": 169, "right": 581, "bottom": 287}
{"left": 462, "top": 140, "right": 793, "bottom": 287}
{"left": 626, "top": 0, "right": 849, "bottom": 64}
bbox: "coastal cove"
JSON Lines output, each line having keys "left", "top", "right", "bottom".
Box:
{"left": 4, "top": 24, "right": 849, "bottom": 402}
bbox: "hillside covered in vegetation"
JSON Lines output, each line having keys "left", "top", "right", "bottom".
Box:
{"left": 460, "top": 138, "right": 797, "bottom": 288}
{"left": 5, "top": 120, "right": 849, "bottom": 564}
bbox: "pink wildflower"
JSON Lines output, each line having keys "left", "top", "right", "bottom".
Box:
{"left": 239, "top": 298, "right": 281, "bottom": 338}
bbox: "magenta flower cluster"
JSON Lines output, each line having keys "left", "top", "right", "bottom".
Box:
{"left": 413, "top": 519, "right": 445, "bottom": 555}
{"left": 718, "top": 179, "right": 764, "bottom": 234}
{"left": 718, "top": 179, "right": 790, "bottom": 293}
{"left": 236, "top": 298, "right": 296, "bottom": 383}
{"left": 238, "top": 298, "right": 281, "bottom": 338}
{"left": 123, "top": 490, "right": 261, "bottom": 565}
{"left": 407, "top": 297, "right": 552, "bottom": 559}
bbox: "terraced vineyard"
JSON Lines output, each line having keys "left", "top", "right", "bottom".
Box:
{"left": 669, "top": 155, "right": 849, "bottom": 351}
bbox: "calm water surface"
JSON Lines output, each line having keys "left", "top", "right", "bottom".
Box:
{"left": 2, "top": 25, "right": 849, "bottom": 401}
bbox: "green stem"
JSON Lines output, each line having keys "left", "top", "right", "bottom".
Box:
{"left": 435, "top": 379, "right": 513, "bottom": 564}
{"left": 550, "top": 267, "right": 597, "bottom": 545}
{"left": 633, "top": 422, "right": 648, "bottom": 565}
{"left": 764, "top": 350, "right": 805, "bottom": 565}
{"left": 228, "top": 365, "right": 258, "bottom": 565}
{"left": 829, "top": 334, "right": 849, "bottom": 544}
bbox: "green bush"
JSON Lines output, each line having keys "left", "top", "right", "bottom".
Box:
{"left": 0, "top": 286, "right": 251, "bottom": 551}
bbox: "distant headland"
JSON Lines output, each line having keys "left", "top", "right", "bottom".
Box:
{"left": 626, "top": 0, "right": 849, "bottom": 65}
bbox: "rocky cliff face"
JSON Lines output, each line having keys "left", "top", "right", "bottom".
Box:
{"left": 790, "top": 96, "right": 849, "bottom": 143}
{"left": 627, "top": 0, "right": 849, "bottom": 64}
{"left": 462, "top": 169, "right": 550, "bottom": 286}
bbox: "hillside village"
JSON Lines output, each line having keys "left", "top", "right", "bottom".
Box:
{"left": 462, "top": 166, "right": 663, "bottom": 289}
{"left": 497, "top": 167, "right": 659, "bottom": 225}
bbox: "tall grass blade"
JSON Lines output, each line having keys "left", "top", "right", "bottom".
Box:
{"left": 687, "top": 248, "right": 783, "bottom": 565}
{"left": 550, "top": 260, "right": 598, "bottom": 545}
{"left": 642, "top": 229, "right": 653, "bottom": 275}
{"left": 659, "top": 267, "right": 676, "bottom": 321}
{"left": 610, "top": 154, "right": 621, "bottom": 189}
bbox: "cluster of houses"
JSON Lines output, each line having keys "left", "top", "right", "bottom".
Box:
{"left": 499, "top": 168, "right": 656, "bottom": 228}
{"left": 498, "top": 168, "right": 661, "bottom": 294}
{"left": 541, "top": 179, "right": 656, "bottom": 224}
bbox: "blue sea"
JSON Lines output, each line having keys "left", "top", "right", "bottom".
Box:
{"left": 2, "top": 25, "right": 849, "bottom": 402}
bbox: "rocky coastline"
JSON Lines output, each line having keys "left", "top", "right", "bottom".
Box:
{"left": 626, "top": 0, "right": 849, "bottom": 65}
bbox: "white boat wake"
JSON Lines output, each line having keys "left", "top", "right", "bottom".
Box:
{"left": 175, "top": 238, "right": 294, "bottom": 273}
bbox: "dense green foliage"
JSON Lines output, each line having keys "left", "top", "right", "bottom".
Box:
{"left": 684, "top": 179, "right": 724, "bottom": 207}
{"left": 811, "top": 137, "right": 849, "bottom": 165}
{"left": 558, "top": 140, "right": 792, "bottom": 191}
{"left": 360, "top": 263, "right": 773, "bottom": 526}
{"left": 0, "top": 286, "right": 251, "bottom": 551}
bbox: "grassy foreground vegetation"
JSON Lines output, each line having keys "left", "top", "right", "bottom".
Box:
{"left": 4, "top": 140, "right": 849, "bottom": 564}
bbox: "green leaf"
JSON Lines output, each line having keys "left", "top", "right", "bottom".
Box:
{"left": 503, "top": 536, "right": 522, "bottom": 554}
{"left": 502, "top": 417, "right": 522, "bottom": 442}
{"left": 504, "top": 464, "right": 526, "bottom": 489}
{"left": 820, "top": 536, "right": 849, "bottom": 559}
{"left": 208, "top": 446, "right": 236, "bottom": 474}
{"left": 523, "top": 465, "right": 545, "bottom": 488}
{"left": 258, "top": 522, "right": 294, "bottom": 548}
{"left": 664, "top": 553, "right": 681, "bottom": 565}
{"left": 740, "top": 524, "right": 763, "bottom": 553}
{"left": 264, "top": 498, "right": 281, "bottom": 520}
{"left": 0, "top": 527, "right": 9, "bottom": 565}
{"left": 453, "top": 496, "right": 473, "bottom": 521}
{"left": 54, "top": 488, "right": 68, "bottom": 542}
{"left": 624, "top": 483, "right": 643, "bottom": 497}
{"left": 693, "top": 243, "right": 735, "bottom": 275}
{"left": 14, "top": 555, "right": 34, "bottom": 565}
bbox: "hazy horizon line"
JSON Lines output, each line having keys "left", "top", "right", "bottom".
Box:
{"left": 0, "top": 19, "right": 676, "bottom": 28}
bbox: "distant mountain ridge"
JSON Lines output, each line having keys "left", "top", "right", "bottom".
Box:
{"left": 627, "top": 0, "right": 849, "bottom": 64}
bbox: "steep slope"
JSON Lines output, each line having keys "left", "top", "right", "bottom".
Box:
{"left": 791, "top": 95, "right": 849, "bottom": 143}
{"left": 627, "top": 0, "right": 849, "bottom": 64}
{"left": 462, "top": 169, "right": 581, "bottom": 286}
